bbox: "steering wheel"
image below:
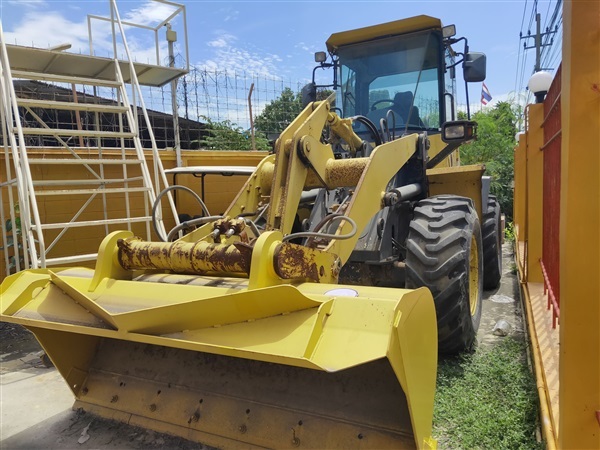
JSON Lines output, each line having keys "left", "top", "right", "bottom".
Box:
{"left": 370, "top": 99, "right": 395, "bottom": 111}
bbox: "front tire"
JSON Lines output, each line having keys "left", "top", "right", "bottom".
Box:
{"left": 405, "top": 195, "right": 483, "bottom": 353}
{"left": 482, "top": 195, "right": 502, "bottom": 290}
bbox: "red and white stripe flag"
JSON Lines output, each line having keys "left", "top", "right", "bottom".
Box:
{"left": 481, "top": 83, "right": 492, "bottom": 105}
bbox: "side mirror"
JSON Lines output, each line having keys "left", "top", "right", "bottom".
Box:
{"left": 463, "top": 52, "right": 486, "bottom": 82}
{"left": 301, "top": 83, "right": 317, "bottom": 108}
{"left": 441, "top": 120, "right": 477, "bottom": 143}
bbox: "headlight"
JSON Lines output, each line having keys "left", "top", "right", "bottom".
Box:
{"left": 442, "top": 120, "right": 476, "bottom": 143}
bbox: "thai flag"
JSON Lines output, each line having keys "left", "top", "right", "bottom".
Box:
{"left": 481, "top": 83, "right": 492, "bottom": 105}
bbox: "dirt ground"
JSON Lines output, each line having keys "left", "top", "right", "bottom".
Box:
{"left": 0, "top": 244, "right": 521, "bottom": 449}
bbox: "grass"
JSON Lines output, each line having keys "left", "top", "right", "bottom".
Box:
{"left": 433, "top": 337, "right": 543, "bottom": 450}
{"left": 504, "top": 221, "right": 516, "bottom": 242}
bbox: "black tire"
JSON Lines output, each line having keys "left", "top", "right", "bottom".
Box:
{"left": 405, "top": 195, "right": 483, "bottom": 353}
{"left": 482, "top": 195, "right": 502, "bottom": 290}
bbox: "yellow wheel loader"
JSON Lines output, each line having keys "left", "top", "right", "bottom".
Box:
{"left": 0, "top": 15, "right": 501, "bottom": 449}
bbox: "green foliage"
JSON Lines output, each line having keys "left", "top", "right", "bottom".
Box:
{"left": 461, "top": 102, "right": 517, "bottom": 219}
{"left": 197, "top": 117, "right": 270, "bottom": 151}
{"left": 434, "top": 337, "right": 543, "bottom": 450}
{"left": 254, "top": 88, "right": 302, "bottom": 137}
{"left": 254, "top": 87, "right": 334, "bottom": 138}
{"left": 195, "top": 87, "right": 335, "bottom": 151}
{"left": 1, "top": 203, "right": 24, "bottom": 272}
{"left": 505, "top": 221, "right": 516, "bottom": 242}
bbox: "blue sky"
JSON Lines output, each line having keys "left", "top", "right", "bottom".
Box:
{"left": 1, "top": 0, "right": 562, "bottom": 114}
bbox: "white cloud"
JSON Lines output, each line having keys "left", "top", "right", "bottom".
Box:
{"left": 207, "top": 38, "right": 227, "bottom": 48}
{"left": 7, "top": 0, "right": 46, "bottom": 6}
{"left": 123, "top": 1, "right": 178, "bottom": 26}
{"left": 207, "top": 33, "right": 236, "bottom": 49}
{"left": 196, "top": 32, "right": 281, "bottom": 79}
{"left": 196, "top": 46, "right": 281, "bottom": 79}
{"left": 216, "top": 7, "right": 239, "bottom": 23}
{"left": 223, "top": 10, "right": 239, "bottom": 22}
{"left": 295, "top": 41, "right": 319, "bottom": 54}
{"left": 4, "top": 3, "right": 180, "bottom": 66}
{"left": 3, "top": 11, "right": 91, "bottom": 52}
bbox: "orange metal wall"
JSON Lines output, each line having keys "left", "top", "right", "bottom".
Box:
{"left": 558, "top": 1, "right": 599, "bottom": 447}
{"left": 513, "top": 1, "right": 600, "bottom": 447}
{"left": 0, "top": 149, "right": 266, "bottom": 279}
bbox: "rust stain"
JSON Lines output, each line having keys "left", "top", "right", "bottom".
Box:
{"left": 213, "top": 217, "right": 246, "bottom": 236}
{"left": 117, "top": 237, "right": 252, "bottom": 275}
{"left": 325, "top": 158, "right": 368, "bottom": 188}
{"left": 274, "top": 242, "right": 319, "bottom": 282}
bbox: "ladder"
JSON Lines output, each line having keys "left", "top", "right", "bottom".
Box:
{"left": 0, "top": 1, "right": 181, "bottom": 273}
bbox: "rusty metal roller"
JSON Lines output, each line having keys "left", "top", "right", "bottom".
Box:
{"left": 117, "top": 237, "right": 252, "bottom": 275}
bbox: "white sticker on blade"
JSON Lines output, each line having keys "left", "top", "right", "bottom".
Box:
{"left": 324, "top": 288, "right": 359, "bottom": 297}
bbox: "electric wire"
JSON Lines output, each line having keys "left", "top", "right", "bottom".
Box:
{"left": 514, "top": 0, "right": 563, "bottom": 121}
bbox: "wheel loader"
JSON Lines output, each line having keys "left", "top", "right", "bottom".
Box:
{"left": 0, "top": 15, "right": 502, "bottom": 450}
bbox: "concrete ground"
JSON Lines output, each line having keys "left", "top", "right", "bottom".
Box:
{"left": 0, "top": 243, "right": 521, "bottom": 449}
{"left": 477, "top": 243, "right": 524, "bottom": 347}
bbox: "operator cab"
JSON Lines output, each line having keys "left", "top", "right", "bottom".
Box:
{"left": 304, "top": 15, "right": 486, "bottom": 146}
{"left": 337, "top": 30, "right": 438, "bottom": 136}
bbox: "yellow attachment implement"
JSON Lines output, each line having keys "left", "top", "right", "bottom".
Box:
{"left": 0, "top": 230, "right": 437, "bottom": 449}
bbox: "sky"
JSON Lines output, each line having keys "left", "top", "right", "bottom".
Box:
{"left": 0, "top": 0, "right": 562, "bottom": 117}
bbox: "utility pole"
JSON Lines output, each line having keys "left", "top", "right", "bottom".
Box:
{"left": 520, "top": 12, "right": 558, "bottom": 72}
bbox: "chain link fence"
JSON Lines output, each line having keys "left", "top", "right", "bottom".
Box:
{"left": 154, "top": 68, "right": 306, "bottom": 150}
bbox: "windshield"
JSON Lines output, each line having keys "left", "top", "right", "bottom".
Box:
{"left": 336, "top": 31, "right": 443, "bottom": 134}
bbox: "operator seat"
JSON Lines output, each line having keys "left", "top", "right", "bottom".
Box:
{"left": 393, "top": 92, "right": 425, "bottom": 128}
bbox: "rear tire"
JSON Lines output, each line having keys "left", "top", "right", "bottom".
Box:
{"left": 482, "top": 195, "right": 502, "bottom": 290}
{"left": 405, "top": 195, "right": 483, "bottom": 353}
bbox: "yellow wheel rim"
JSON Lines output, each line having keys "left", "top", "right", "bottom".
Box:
{"left": 469, "top": 235, "right": 479, "bottom": 315}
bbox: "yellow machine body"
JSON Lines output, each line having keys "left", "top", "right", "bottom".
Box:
{"left": 1, "top": 95, "right": 439, "bottom": 449}
{"left": 0, "top": 13, "right": 491, "bottom": 449}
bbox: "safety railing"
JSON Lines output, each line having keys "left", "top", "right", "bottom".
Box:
{"left": 0, "top": 21, "right": 44, "bottom": 268}
{"left": 88, "top": 0, "right": 189, "bottom": 71}
{"left": 0, "top": 0, "right": 185, "bottom": 274}
{"left": 540, "top": 64, "right": 562, "bottom": 328}
{"left": 512, "top": 66, "right": 563, "bottom": 447}
{"left": 107, "top": 0, "right": 180, "bottom": 238}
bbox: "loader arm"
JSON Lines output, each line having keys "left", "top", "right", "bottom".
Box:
{"left": 163, "top": 99, "right": 418, "bottom": 283}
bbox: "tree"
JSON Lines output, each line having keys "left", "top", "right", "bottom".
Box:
{"left": 254, "top": 87, "right": 334, "bottom": 138}
{"left": 459, "top": 101, "right": 518, "bottom": 219}
{"left": 254, "top": 88, "right": 302, "bottom": 138}
{"left": 197, "top": 118, "right": 270, "bottom": 151}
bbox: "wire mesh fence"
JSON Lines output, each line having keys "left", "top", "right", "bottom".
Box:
{"left": 8, "top": 71, "right": 476, "bottom": 153}
{"left": 173, "top": 68, "right": 305, "bottom": 150}
{"left": 6, "top": 69, "right": 307, "bottom": 151}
